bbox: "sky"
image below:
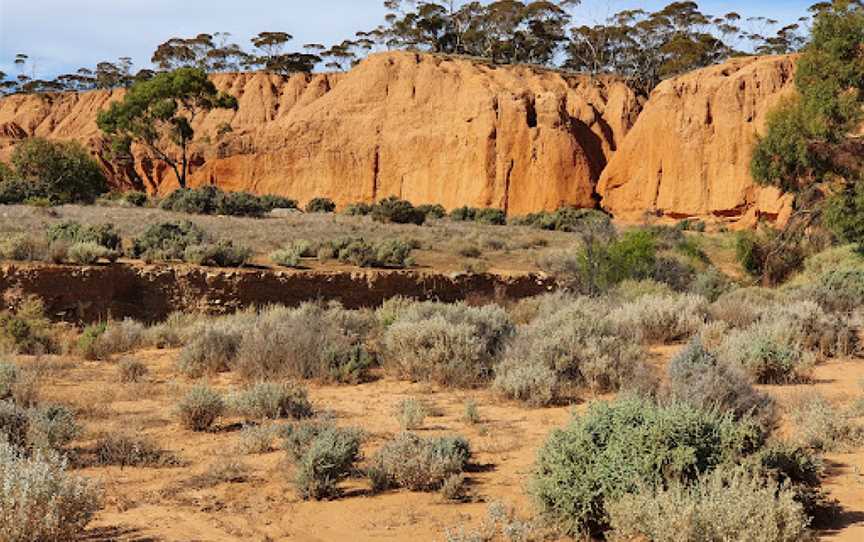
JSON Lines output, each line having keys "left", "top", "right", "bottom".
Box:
{"left": 0, "top": 0, "right": 817, "bottom": 79}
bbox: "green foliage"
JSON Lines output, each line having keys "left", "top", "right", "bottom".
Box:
{"left": 394, "top": 397, "right": 427, "bottom": 430}
{"left": 67, "top": 242, "right": 119, "bottom": 265}
{"left": 259, "top": 194, "right": 298, "bottom": 211}
{"left": 371, "top": 196, "right": 426, "bottom": 225}
{"left": 8, "top": 138, "right": 107, "bottom": 204}
{"left": 416, "top": 204, "right": 446, "bottom": 219}
{"left": 130, "top": 220, "right": 206, "bottom": 261}
{"left": 46, "top": 222, "right": 121, "bottom": 250}
{"left": 342, "top": 202, "right": 373, "bottom": 216}
{"left": 27, "top": 404, "right": 80, "bottom": 453}
{"left": 158, "top": 186, "right": 284, "bottom": 218}
{"left": 97, "top": 67, "right": 238, "bottom": 188}
{"left": 450, "top": 206, "right": 506, "bottom": 225}
{"left": 735, "top": 229, "right": 804, "bottom": 284}
{"left": 270, "top": 248, "right": 302, "bottom": 268}
{"left": 336, "top": 238, "right": 415, "bottom": 268}
{"left": 811, "top": 268, "right": 864, "bottom": 312}
{"left": 183, "top": 240, "right": 251, "bottom": 267}
{"left": 305, "top": 197, "right": 336, "bottom": 213}
{"left": 531, "top": 396, "right": 764, "bottom": 536}
{"left": 751, "top": 98, "right": 823, "bottom": 192}
{"left": 0, "top": 298, "right": 56, "bottom": 355}
{"left": 77, "top": 323, "right": 106, "bottom": 361}
{"left": 514, "top": 207, "right": 612, "bottom": 233}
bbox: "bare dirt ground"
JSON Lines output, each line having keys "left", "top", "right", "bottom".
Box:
{"left": 17, "top": 344, "right": 864, "bottom": 542}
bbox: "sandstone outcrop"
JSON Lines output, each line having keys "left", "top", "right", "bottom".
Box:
{"left": 0, "top": 52, "right": 640, "bottom": 215}
{"left": 596, "top": 55, "right": 798, "bottom": 224}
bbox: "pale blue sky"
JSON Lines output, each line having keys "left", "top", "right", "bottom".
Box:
{"left": 0, "top": 0, "right": 816, "bottom": 79}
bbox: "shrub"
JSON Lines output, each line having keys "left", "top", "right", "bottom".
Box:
{"left": 0, "top": 297, "right": 56, "bottom": 355}
{"left": 609, "top": 293, "right": 708, "bottom": 344}
{"left": 177, "top": 325, "right": 243, "bottom": 378}
{"left": 123, "top": 191, "right": 149, "bottom": 207}
{"left": 93, "top": 433, "right": 174, "bottom": 467}
{"left": 183, "top": 240, "right": 251, "bottom": 267}
{"left": 494, "top": 298, "right": 647, "bottom": 406}
{"left": 772, "top": 301, "right": 858, "bottom": 359}
{"left": 236, "top": 424, "right": 280, "bottom": 455}
{"left": 513, "top": 207, "right": 612, "bottom": 233}
{"left": 259, "top": 194, "right": 298, "bottom": 211}
{"left": 0, "top": 440, "right": 102, "bottom": 542}
{"left": 790, "top": 393, "right": 864, "bottom": 452}
{"left": 336, "top": 238, "right": 415, "bottom": 268}
{"left": 88, "top": 319, "right": 145, "bottom": 359}
{"left": 606, "top": 467, "right": 808, "bottom": 542}
{"left": 0, "top": 362, "right": 18, "bottom": 401}
{"left": 67, "top": 242, "right": 119, "bottom": 265}
{"left": 117, "top": 358, "right": 148, "bottom": 383}
{"left": 0, "top": 401, "right": 29, "bottom": 449}
{"left": 371, "top": 196, "right": 426, "bottom": 225}
{"left": 130, "top": 220, "right": 207, "bottom": 261}
{"left": 0, "top": 177, "right": 48, "bottom": 205}
{"left": 342, "top": 202, "right": 373, "bottom": 216}
{"left": 145, "top": 311, "right": 198, "bottom": 349}
{"left": 474, "top": 208, "right": 506, "bottom": 226}
{"left": 709, "top": 287, "right": 784, "bottom": 328}
{"left": 382, "top": 302, "right": 514, "bottom": 387}
{"left": 530, "top": 396, "right": 763, "bottom": 535}
{"left": 159, "top": 186, "right": 270, "bottom": 218}
{"left": 229, "top": 382, "right": 313, "bottom": 421}
{"left": 288, "top": 424, "right": 362, "bottom": 500}
{"left": 689, "top": 267, "right": 732, "bottom": 302}
{"left": 177, "top": 385, "right": 225, "bottom": 431}
{"left": 27, "top": 404, "right": 80, "bottom": 453}
{"left": 77, "top": 323, "right": 106, "bottom": 360}
{"left": 369, "top": 433, "right": 470, "bottom": 492}
{"left": 449, "top": 206, "right": 478, "bottom": 222}
{"left": 234, "top": 304, "right": 374, "bottom": 383}
{"left": 717, "top": 322, "right": 815, "bottom": 384}
{"left": 611, "top": 279, "right": 674, "bottom": 302}
{"left": 668, "top": 339, "right": 775, "bottom": 428}
{"left": 463, "top": 400, "right": 481, "bottom": 425}
{"left": 305, "top": 197, "right": 336, "bottom": 213}
{"left": 0, "top": 235, "right": 48, "bottom": 262}
{"left": 270, "top": 249, "right": 302, "bottom": 268}
{"left": 736, "top": 229, "right": 803, "bottom": 285}
{"left": 417, "top": 204, "right": 446, "bottom": 219}
{"left": 46, "top": 222, "right": 121, "bottom": 250}
{"left": 395, "top": 397, "right": 427, "bottom": 430}
{"left": 216, "top": 190, "right": 266, "bottom": 217}
{"left": 10, "top": 137, "right": 107, "bottom": 203}
{"left": 810, "top": 268, "right": 864, "bottom": 313}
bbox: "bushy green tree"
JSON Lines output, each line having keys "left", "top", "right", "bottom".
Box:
{"left": 97, "top": 68, "right": 238, "bottom": 189}
{"left": 8, "top": 138, "right": 107, "bottom": 203}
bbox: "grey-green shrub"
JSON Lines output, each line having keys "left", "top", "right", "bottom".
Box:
{"left": 717, "top": 322, "right": 815, "bottom": 384}
{"left": 66, "top": 242, "right": 119, "bottom": 265}
{"left": 530, "top": 396, "right": 763, "bottom": 535}
{"left": 288, "top": 424, "right": 362, "bottom": 500}
{"left": 369, "top": 433, "right": 471, "bottom": 492}
{"left": 810, "top": 268, "right": 864, "bottom": 313}
{"left": 117, "top": 358, "right": 148, "bottom": 383}
{"left": 0, "top": 362, "right": 18, "bottom": 401}
{"left": 668, "top": 339, "right": 775, "bottom": 428}
{"left": 177, "top": 385, "right": 225, "bottom": 432}
{"left": 183, "top": 241, "right": 251, "bottom": 267}
{"left": 689, "top": 267, "right": 732, "bottom": 302}
{"left": 89, "top": 319, "right": 145, "bottom": 359}
{"left": 270, "top": 248, "right": 302, "bottom": 268}
{"left": 606, "top": 467, "right": 808, "bottom": 542}
{"left": 0, "top": 401, "right": 29, "bottom": 450}
{"left": 790, "top": 393, "right": 864, "bottom": 452}
{"left": 27, "top": 405, "right": 80, "bottom": 453}
{"left": 229, "top": 382, "right": 313, "bottom": 421}
{"left": 395, "top": 397, "right": 427, "bottom": 430}
{"left": 177, "top": 325, "right": 243, "bottom": 378}
{"left": 709, "top": 287, "right": 786, "bottom": 329}
{"left": 494, "top": 298, "right": 647, "bottom": 406}
{"left": 609, "top": 293, "right": 708, "bottom": 344}
{"left": 382, "top": 302, "right": 514, "bottom": 388}
{"left": 0, "top": 235, "right": 48, "bottom": 262}
{"left": 0, "top": 440, "right": 102, "bottom": 542}
{"left": 93, "top": 433, "right": 175, "bottom": 467}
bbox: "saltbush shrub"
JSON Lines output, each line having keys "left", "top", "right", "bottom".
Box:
{"left": 668, "top": 339, "right": 775, "bottom": 428}
{"left": 531, "top": 396, "right": 763, "bottom": 535}
{"left": 46, "top": 222, "right": 121, "bottom": 251}
{"left": 810, "top": 268, "right": 864, "bottom": 313}
{"left": 474, "top": 208, "right": 506, "bottom": 226}
{"left": 67, "top": 242, "right": 119, "bottom": 265}
{"left": 342, "top": 202, "right": 373, "bottom": 216}
{"left": 229, "top": 382, "right": 313, "bottom": 421}
{"left": 183, "top": 240, "right": 251, "bottom": 267}
{"left": 177, "top": 385, "right": 225, "bottom": 432}
{"left": 87, "top": 319, "right": 145, "bottom": 360}
{"left": 305, "top": 197, "right": 336, "bottom": 213}
{"left": 0, "top": 401, "right": 29, "bottom": 450}
{"left": 609, "top": 293, "right": 708, "bottom": 344}
{"left": 790, "top": 393, "right": 864, "bottom": 452}
{"left": 117, "top": 358, "right": 148, "bottom": 383}
{"left": 494, "top": 298, "right": 647, "bottom": 406}
{"left": 606, "top": 467, "right": 808, "bottom": 542}
{"left": 382, "top": 302, "right": 514, "bottom": 387}
{"left": 177, "top": 325, "right": 243, "bottom": 378}
{"left": 717, "top": 322, "right": 815, "bottom": 384}
{"left": 0, "top": 297, "right": 56, "bottom": 355}
{"left": 0, "top": 235, "right": 48, "bottom": 262}
{"left": 270, "top": 248, "right": 302, "bottom": 268}
{"left": 130, "top": 220, "right": 207, "bottom": 261}
{"left": 336, "top": 238, "right": 415, "bottom": 268}
{"left": 417, "top": 204, "right": 446, "bottom": 219}
{"left": 286, "top": 424, "right": 362, "bottom": 500}
{"left": 0, "top": 362, "right": 18, "bottom": 401}
{"left": 259, "top": 194, "right": 298, "bottom": 211}
{"left": 369, "top": 433, "right": 471, "bottom": 492}
{"left": 26, "top": 404, "right": 80, "bottom": 453}
{"left": 93, "top": 433, "right": 174, "bottom": 467}
{"left": 513, "top": 207, "right": 612, "bottom": 233}
{"left": 371, "top": 196, "right": 426, "bottom": 225}
{"left": 0, "top": 440, "right": 102, "bottom": 542}
{"left": 395, "top": 397, "right": 427, "bottom": 430}
{"left": 159, "top": 186, "right": 281, "bottom": 217}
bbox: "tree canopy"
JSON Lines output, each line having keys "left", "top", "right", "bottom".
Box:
{"left": 96, "top": 68, "right": 238, "bottom": 189}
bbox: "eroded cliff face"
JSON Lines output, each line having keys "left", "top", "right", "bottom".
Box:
{"left": 0, "top": 52, "right": 640, "bottom": 215}
{"left": 596, "top": 55, "right": 798, "bottom": 225}
{"left": 0, "top": 52, "right": 799, "bottom": 222}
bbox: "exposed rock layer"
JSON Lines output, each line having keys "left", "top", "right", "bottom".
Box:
{"left": 0, "top": 52, "right": 639, "bottom": 216}
{"left": 0, "top": 263, "right": 555, "bottom": 323}
{"left": 0, "top": 52, "right": 799, "bottom": 221}
{"left": 597, "top": 55, "right": 798, "bottom": 224}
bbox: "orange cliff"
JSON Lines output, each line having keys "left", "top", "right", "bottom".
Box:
{"left": 0, "top": 51, "right": 798, "bottom": 222}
